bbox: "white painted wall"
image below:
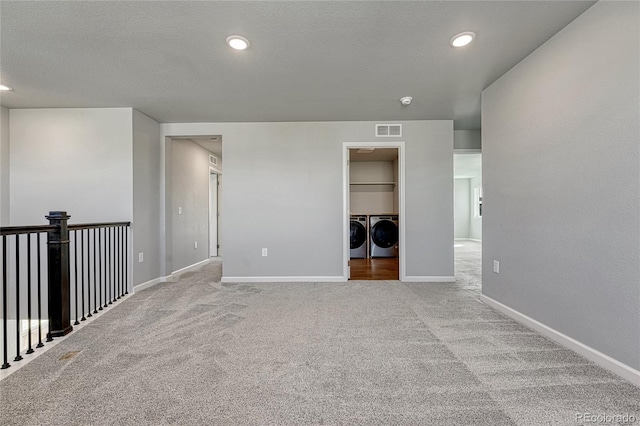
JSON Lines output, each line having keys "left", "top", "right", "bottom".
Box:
{"left": 9, "top": 108, "right": 133, "bottom": 225}
{"left": 170, "top": 139, "right": 211, "bottom": 273}
{"left": 454, "top": 178, "right": 470, "bottom": 239}
{"left": 161, "top": 120, "right": 453, "bottom": 280}
{"left": 132, "top": 110, "right": 162, "bottom": 285}
{"left": 0, "top": 106, "right": 9, "bottom": 225}
{"left": 482, "top": 1, "right": 639, "bottom": 370}
{"left": 469, "top": 175, "right": 482, "bottom": 241}
{"left": 350, "top": 161, "right": 395, "bottom": 215}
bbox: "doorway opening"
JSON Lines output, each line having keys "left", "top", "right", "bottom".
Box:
{"left": 453, "top": 151, "right": 482, "bottom": 290}
{"left": 343, "top": 142, "right": 405, "bottom": 281}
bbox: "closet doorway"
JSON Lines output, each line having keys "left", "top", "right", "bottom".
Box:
{"left": 343, "top": 142, "right": 405, "bottom": 281}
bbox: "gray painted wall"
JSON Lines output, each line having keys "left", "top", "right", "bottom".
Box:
{"left": 482, "top": 1, "right": 639, "bottom": 370}
{"left": 454, "top": 130, "right": 481, "bottom": 150}
{"left": 170, "top": 139, "right": 211, "bottom": 273}
{"left": 161, "top": 120, "right": 453, "bottom": 279}
{"left": 469, "top": 175, "right": 482, "bottom": 241}
{"left": 132, "top": 110, "right": 162, "bottom": 285}
{"left": 454, "top": 179, "right": 470, "bottom": 239}
{"left": 0, "top": 106, "right": 9, "bottom": 225}
{"left": 9, "top": 108, "right": 133, "bottom": 225}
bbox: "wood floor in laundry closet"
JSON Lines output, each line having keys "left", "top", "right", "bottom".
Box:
{"left": 350, "top": 257, "right": 399, "bottom": 280}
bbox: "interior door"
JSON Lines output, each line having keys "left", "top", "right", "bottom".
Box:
{"left": 209, "top": 172, "right": 218, "bottom": 257}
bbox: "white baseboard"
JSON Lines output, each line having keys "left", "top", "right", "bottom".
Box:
{"left": 480, "top": 295, "right": 640, "bottom": 386}
{"left": 469, "top": 238, "right": 482, "bottom": 242}
{"left": 133, "top": 277, "right": 165, "bottom": 292}
{"left": 403, "top": 276, "right": 455, "bottom": 282}
{"left": 133, "top": 259, "right": 211, "bottom": 293}
{"left": 171, "top": 258, "right": 210, "bottom": 276}
{"left": 221, "top": 276, "right": 344, "bottom": 283}
{"left": 454, "top": 238, "right": 469, "bottom": 241}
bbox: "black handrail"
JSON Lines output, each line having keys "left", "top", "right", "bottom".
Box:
{"left": 0, "top": 212, "right": 131, "bottom": 370}
{"left": 68, "top": 222, "right": 130, "bottom": 230}
{"left": 1, "top": 225, "right": 57, "bottom": 236}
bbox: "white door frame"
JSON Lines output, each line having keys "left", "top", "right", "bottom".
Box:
{"left": 209, "top": 167, "right": 222, "bottom": 257}
{"left": 342, "top": 141, "right": 406, "bottom": 281}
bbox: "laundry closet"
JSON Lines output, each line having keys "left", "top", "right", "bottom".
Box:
{"left": 349, "top": 148, "right": 399, "bottom": 280}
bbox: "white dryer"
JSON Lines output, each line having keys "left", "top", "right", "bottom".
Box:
{"left": 369, "top": 215, "right": 399, "bottom": 258}
{"left": 350, "top": 215, "right": 367, "bottom": 258}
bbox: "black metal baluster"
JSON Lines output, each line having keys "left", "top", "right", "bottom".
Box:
{"left": 118, "top": 226, "right": 122, "bottom": 299}
{"left": 93, "top": 228, "right": 98, "bottom": 314}
{"left": 99, "top": 228, "right": 105, "bottom": 309}
{"left": 125, "top": 226, "right": 129, "bottom": 295}
{"left": 2, "top": 235, "right": 9, "bottom": 369}
{"left": 15, "top": 235, "right": 22, "bottom": 362}
{"left": 73, "top": 230, "right": 79, "bottom": 326}
{"left": 26, "top": 234, "right": 33, "bottom": 354}
{"left": 108, "top": 227, "right": 112, "bottom": 305}
{"left": 36, "top": 233, "right": 43, "bottom": 348}
{"left": 115, "top": 227, "right": 119, "bottom": 299}
{"left": 80, "top": 229, "right": 86, "bottom": 321}
{"left": 86, "top": 229, "right": 92, "bottom": 318}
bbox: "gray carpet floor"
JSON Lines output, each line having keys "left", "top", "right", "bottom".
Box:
{"left": 1, "top": 247, "right": 638, "bottom": 425}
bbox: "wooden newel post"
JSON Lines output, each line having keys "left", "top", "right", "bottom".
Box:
{"left": 46, "top": 211, "right": 73, "bottom": 339}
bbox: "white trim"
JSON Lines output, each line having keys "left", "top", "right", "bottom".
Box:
{"left": 133, "top": 258, "right": 212, "bottom": 293}
{"left": 343, "top": 141, "right": 406, "bottom": 281}
{"left": 480, "top": 295, "right": 640, "bottom": 386}
{"left": 209, "top": 168, "right": 219, "bottom": 258}
{"left": 172, "top": 258, "right": 210, "bottom": 276}
{"left": 404, "top": 276, "right": 456, "bottom": 282}
{"left": 133, "top": 276, "right": 166, "bottom": 293}
{"left": 221, "top": 276, "right": 344, "bottom": 283}
{"left": 469, "top": 238, "right": 482, "bottom": 243}
{"left": 454, "top": 238, "right": 468, "bottom": 241}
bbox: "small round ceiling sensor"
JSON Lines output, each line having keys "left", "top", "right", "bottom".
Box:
{"left": 400, "top": 96, "right": 413, "bottom": 106}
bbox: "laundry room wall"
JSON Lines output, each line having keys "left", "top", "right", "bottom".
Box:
{"left": 161, "top": 120, "right": 453, "bottom": 281}
{"left": 350, "top": 161, "right": 395, "bottom": 215}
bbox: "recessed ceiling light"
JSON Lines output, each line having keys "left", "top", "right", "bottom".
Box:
{"left": 226, "top": 35, "right": 250, "bottom": 50}
{"left": 450, "top": 32, "right": 476, "bottom": 48}
{"left": 0, "top": 84, "right": 13, "bottom": 91}
{"left": 400, "top": 96, "right": 413, "bottom": 106}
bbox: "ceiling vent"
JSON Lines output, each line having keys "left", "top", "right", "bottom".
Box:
{"left": 376, "top": 124, "right": 402, "bottom": 137}
{"left": 209, "top": 154, "right": 218, "bottom": 166}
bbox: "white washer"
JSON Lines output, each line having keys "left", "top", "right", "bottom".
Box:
{"left": 350, "top": 215, "right": 367, "bottom": 258}
{"left": 369, "top": 215, "right": 399, "bottom": 258}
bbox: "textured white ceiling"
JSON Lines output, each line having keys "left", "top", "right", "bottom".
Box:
{"left": 0, "top": 1, "right": 595, "bottom": 128}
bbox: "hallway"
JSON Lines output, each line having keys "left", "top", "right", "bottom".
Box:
{"left": 1, "top": 258, "right": 638, "bottom": 425}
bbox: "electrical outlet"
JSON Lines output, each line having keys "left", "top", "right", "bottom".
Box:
{"left": 138, "top": 252, "right": 144, "bottom": 263}
{"left": 262, "top": 248, "right": 268, "bottom": 257}
{"left": 178, "top": 207, "right": 182, "bottom": 215}
{"left": 194, "top": 241, "right": 198, "bottom": 249}
{"left": 493, "top": 260, "right": 500, "bottom": 274}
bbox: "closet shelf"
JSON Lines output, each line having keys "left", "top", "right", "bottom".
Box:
{"left": 349, "top": 182, "right": 397, "bottom": 186}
